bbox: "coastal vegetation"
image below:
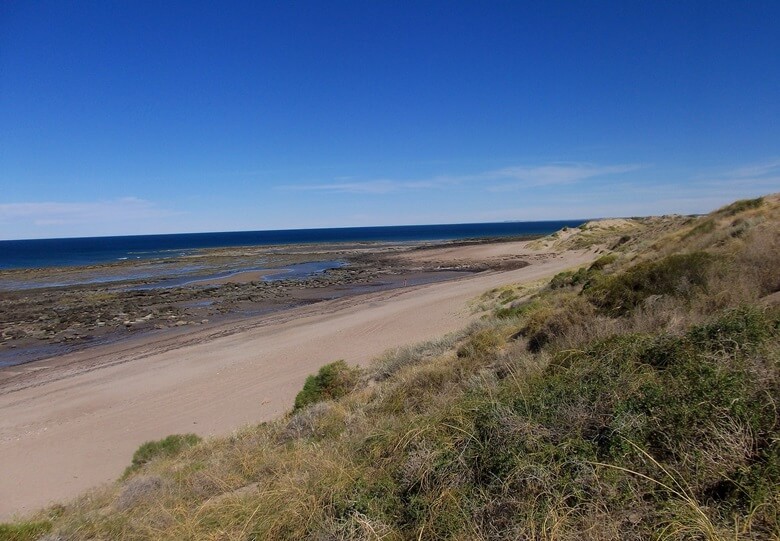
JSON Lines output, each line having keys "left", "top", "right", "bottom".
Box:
{"left": 122, "top": 434, "right": 202, "bottom": 478}
{"left": 2, "top": 194, "right": 778, "bottom": 540}
{"left": 293, "top": 360, "right": 359, "bottom": 411}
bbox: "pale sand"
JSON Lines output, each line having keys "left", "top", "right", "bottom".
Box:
{"left": 0, "top": 243, "right": 596, "bottom": 519}
{"left": 397, "top": 239, "right": 543, "bottom": 263}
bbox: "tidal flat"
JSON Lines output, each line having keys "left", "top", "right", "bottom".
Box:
{"left": 0, "top": 239, "right": 532, "bottom": 369}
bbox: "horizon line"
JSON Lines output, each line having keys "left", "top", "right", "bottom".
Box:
{"left": 0, "top": 216, "right": 620, "bottom": 243}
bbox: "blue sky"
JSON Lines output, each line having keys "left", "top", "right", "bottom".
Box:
{"left": 1, "top": 1, "right": 778, "bottom": 240}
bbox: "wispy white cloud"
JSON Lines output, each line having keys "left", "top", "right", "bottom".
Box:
{"left": 278, "top": 162, "right": 643, "bottom": 194}
{"left": 688, "top": 159, "right": 780, "bottom": 196}
{"left": 482, "top": 163, "right": 643, "bottom": 191}
{"left": 0, "top": 198, "right": 182, "bottom": 238}
{"left": 723, "top": 159, "right": 780, "bottom": 179}
{"left": 0, "top": 197, "right": 172, "bottom": 224}
{"left": 280, "top": 178, "right": 448, "bottom": 194}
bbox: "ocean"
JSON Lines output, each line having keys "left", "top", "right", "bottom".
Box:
{"left": 0, "top": 220, "right": 584, "bottom": 270}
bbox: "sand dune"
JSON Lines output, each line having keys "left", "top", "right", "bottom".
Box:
{"left": 0, "top": 243, "right": 595, "bottom": 519}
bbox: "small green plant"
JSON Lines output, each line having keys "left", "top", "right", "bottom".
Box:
{"left": 495, "top": 299, "right": 539, "bottom": 319}
{"left": 549, "top": 270, "right": 573, "bottom": 289}
{"left": 683, "top": 218, "right": 716, "bottom": 239}
{"left": 0, "top": 521, "right": 52, "bottom": 541}
{"left": 456, "top": 328, "right": 503, "bottom": 359}
{"left": 549, "top": 267, "right": 589, "bottom": 289}
{"left": 550, "top": 258, "right": 615, "bottom": 291}
{"left": 124, "top": 433, "right": 201, "bottom": 477}
{"left": 294, "top": 360, "right": 359, "bottom": 411}
{"left": 688, "top": 305, "right": 774, "bottom": 354}
{"left": 521, "top": 295, "right": 594, "bottom": 352}
{"left": 588, "top": 253, "right": 617, "bottom": 271}
{"left": 720, "top": 197, "right": 764, "bottom": 216}
{"left": 497, "top": 288, "right": 518, "bottom": 302}
{"left": 612, "top": 234, "right": 631, "bottom": 248}
{"left": 586, "top": 252, "right": 715, "bottom": 314}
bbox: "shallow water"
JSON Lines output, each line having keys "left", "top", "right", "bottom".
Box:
{"left": 0, "top": 264, "right": 208, "bottom": 291}
{"left": 263, "top": 260, "right": 346, "bottom": 281}
{"left": 130, "top": 260, "right": 346, "bottom": 290}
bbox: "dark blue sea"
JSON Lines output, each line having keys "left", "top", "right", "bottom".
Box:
{"left": 0, "top": 220, "right": 584, "bottom": 270}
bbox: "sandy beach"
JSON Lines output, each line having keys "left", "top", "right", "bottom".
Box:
{"left": 0, "top": 241, "right": 596, "bottom": 519}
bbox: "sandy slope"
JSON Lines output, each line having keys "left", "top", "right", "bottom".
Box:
{"left": 0, "top": 244, "right": 595, "bottom": 519}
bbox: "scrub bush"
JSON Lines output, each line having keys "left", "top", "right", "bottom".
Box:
{"left": 294, "top": 360, "right": 359, "bottom": 411}
{"left": 124, "top": 433, "right": 201, "bottom": 477}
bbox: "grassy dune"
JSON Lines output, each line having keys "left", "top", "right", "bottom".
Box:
{"left": 4, "top": 195, "right": 779, "bottom": 540}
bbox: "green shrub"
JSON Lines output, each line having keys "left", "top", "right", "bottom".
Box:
{"left": 124, "top": 433, "right": 201, "bottom": 477}
{"left": 720, "top": 197, "right": 764, "bottom": 216}
{"left": 585, "top": 252, "right": 715, "bottom": 314}
{"left": 549, "top": 267, "right": 589, "bottom": 289}
{"left": 688, "top": 305, "right": 775, "bottom": 354}
{"left": 612, "top": 234, "right": 631, "bottom": 248}
{"left": 294, "top": 360, "right": 358, "bottom": 411}
{"left": 549, "top": 270, "right": 573, "bottom": 289}
{"left": 497, "top": 288, "right": 518, "bottom": 302}
{"left": 521, "top": 295, "right": 595, "bottom": 352}
{"left": 0, "top": 521, "right": 52, "bottom": 541}
{"left": 549, "top": 258, "right": 615, "bottom": 291}
{"left": 588, "top": 253, "right": 617, "bottom": 271}
{"left": 682, "top": 218, "right": 715, "bottom": 239}
{"left": 456, "top": 328, "right": 503, "bottom": 360}
{"left": 495, "top": 299, "right": 540, "bottom": 319}
{"left": 503, "top": 308, "right": 778, "bottom": 518}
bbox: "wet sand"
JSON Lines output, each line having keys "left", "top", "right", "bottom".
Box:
{"left": 0, "top": 239, "right": 527, "bottom": 368}
{"left": 0, "top": 240, "right": 597, "bottom": 519}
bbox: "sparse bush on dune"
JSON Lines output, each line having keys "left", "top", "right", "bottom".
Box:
{"left": 494, "top": 298, "right": 540, "bottom": 319}
{"left": 456, "top": 327, "right": 504, "bottom": 360}
{"left": 0, "top": 521, "right": 52, "bottom": 541}
{"left": 720, "top": 197, "right": 764, "bottom": 216}
{"left": 683, "top": 217, "right": 716, "bottom": 239}
{"left": 739, "top": 224, "right": 780, "bottom": 297}
{"left": 585, "top": 251, "right": 715, "bottom": 315}
{"left": 294, "top": 360, "right": 359, "bottom": 411}
{"left": 548, "top": 266, "right": 588, "bottom": 289}
{"left": 520, "top": 293, "right": 596, "bottom": 352}
{"left": 588, "top": 252, "right": 618, "bottom": 271}
{"left": 546, "top": 253, "right": 618, "bottom": 292}
{"left": 370, "top": 333, "right": 462, "bottom": 382}
{"left": 114, "top": 475, "right": 166, "bottom": 511}
{"left": 123, "top": 433, "right": 201, "bottom": 477}
{"left": 612, "top": 234, "right": 632, "bottom": 249}
{"left": 5, "top": 194, "right": 780, "bottom": 540}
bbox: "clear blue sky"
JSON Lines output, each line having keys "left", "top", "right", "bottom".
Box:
{"left": 1, "top": 1, "right": 778, "bottom": 239}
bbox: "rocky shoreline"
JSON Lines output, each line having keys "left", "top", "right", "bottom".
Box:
{"left": 0, "top": 239, "right": 534, "bottom": 368}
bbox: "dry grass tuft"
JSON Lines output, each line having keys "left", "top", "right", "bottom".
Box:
{"left": 114, "top": 475, "right": 167, "bottom": 511}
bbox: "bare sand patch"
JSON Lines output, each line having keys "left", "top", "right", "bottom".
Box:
{"left": 395, "top": 240, "right": 545, "bottom": 264}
